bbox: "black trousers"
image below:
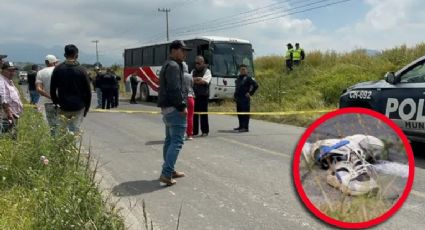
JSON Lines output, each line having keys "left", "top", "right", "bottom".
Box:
{"left": 193, "top": 95, "right": 209, "bottom": 135}
{"left": 286, "top": 59, "right": 293, "bottom": 71}
{"left": 112, "top": 87, "right": 119, "bottom": 108}
{"left": 101, "top": 88, "right": 114, "bottom": 109}
{"left": 130, "top": 86, "right": 137, "bottom": 102}
{"left": 236, "top": 98, "right": 250, "bottom": 130}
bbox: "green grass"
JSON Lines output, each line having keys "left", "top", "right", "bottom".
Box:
{"left": 212, "top": 42, "right": 425, "bottom": 127}
{"left": 0, "top": 108, "right": 125, "bottom": 229}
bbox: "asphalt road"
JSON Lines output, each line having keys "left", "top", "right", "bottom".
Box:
{"left": 80, "top": 97, "right": 425, "bottom": 230}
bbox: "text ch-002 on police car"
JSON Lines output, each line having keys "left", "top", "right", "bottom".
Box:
{"left": 340, "top": 55, "right": 425, "bottom": 143}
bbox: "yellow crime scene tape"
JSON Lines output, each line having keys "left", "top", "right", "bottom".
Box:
{"left": 90, "top": 108, "right": 334, "bottom": 116}
{"left": 24, "top": 104, "right": 333, "bottom": 116}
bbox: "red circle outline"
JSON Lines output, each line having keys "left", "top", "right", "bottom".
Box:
{"left": 293, "top": 108, "right": 415, "bottom": 229}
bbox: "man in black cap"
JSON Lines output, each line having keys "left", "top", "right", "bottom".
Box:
{"left": 234, "top": 64, "right": 258, "bottom": 133}
{"left": 157, "top": 40, "right": 191, "bottom": 186}
{"left": 50, "top": 44, "right": 92, "bottom": 135}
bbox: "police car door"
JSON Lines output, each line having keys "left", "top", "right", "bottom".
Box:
{"left": 383, "top": 59, "right": 425, "bottom": 137}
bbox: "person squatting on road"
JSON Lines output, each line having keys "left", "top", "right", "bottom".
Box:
{"left": 183, "top": 61, "right": 194, "bottom": 140}
{"left": 36, "top": 54, "right": 60, "bottom": 136}
{"left": 234, "top": 64, "right": 258, "bottom": 133}
{"left": 50, "top": 44, "right": 92, "bottom": 135}
{"left": 27, "top": 64, "right": 40, "bottom": 105}
{"left": 0, "top": 61, "right": 23, "bottom": 137}
{"left": 192, "top": 56, "right": 211, "bottom": 137}
{"left": 157, "top": 40, "right": 191, "bottom": 186}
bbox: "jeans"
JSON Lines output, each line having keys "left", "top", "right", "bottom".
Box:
{"left": 96, "top": 88, "right": 102, "bottom": 108}
{"left": 0, "top": 118, "right": 18, "bottom": 139}
{"left": 162, "top": 109, "right": 187, "bottom": 178}
{"left": 58, "top": 108, "right": 85, "bottom": 135}
{"left": 44, "top": 103, "right": 58, "bottom": 136}
{"left": 29, "top": 90, "right": 40, "bottom": 104}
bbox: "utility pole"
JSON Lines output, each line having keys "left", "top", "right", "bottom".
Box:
{"left": 158, "top": 8, "right": 171, "bottom": 41}
{"left": 91, "top": 40, "right": 99, "bottom": 64}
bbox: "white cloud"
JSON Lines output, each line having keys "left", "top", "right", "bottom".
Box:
{"left": 363, "top": 0, "right": 409, "bottom": 30}
{"left": 0, "top": 0, "right": 424, "bottom": 64}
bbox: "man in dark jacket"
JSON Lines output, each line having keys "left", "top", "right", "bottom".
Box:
{"left": 50, "top": 44, "right": 91, "bottom": 135}
{"left": 157, "top": 40, "right": 191, "bottom": 186}
{"left": 234, "top": 64, "right": 258, "bottom": 133}
{"left": 99, "top": 68, "right": 116, "bottom": 109}
{"left": 112, "top": 72, "right": 121, "bottom": 108}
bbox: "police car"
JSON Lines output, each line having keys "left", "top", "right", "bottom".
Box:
{"left": 339, "top": 55, "right": 425, "bottom": 143}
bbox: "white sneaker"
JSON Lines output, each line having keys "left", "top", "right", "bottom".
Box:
{"left": 346, "top": 134, "right": 385, "bottom": 162}
{"left": 326, "top": 150, "right": 379, "bottom": 196}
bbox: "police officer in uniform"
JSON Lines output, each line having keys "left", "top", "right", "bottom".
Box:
{"left": 293, "top": 43, "right": 305, "bottom": 66}
{"left": 234, "top": 64, "right": 258, "bottom": 133}
{"left": 285, "top": 43, "right": 294, "bottom": 72}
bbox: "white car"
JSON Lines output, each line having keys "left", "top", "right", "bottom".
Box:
{"left": 18, "top": 71, "right": 27, "bottom": 84}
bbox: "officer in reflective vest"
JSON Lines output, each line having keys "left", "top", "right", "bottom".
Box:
{"left": 293, "top": 43, "right": 305, "bottom": 66}
{"left": 285, "top": 43, "right": 294, "bottom": 72}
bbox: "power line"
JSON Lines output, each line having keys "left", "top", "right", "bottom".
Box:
{"left": 138, "top": 0, "right": 316, "bottom": 44}
{"left": 108, "top": 0, "right": 352, "bottom": 53}
{"left": 168, "top": 0, "right": 297, "bottom": 33}
{"left": 174, "top": 0, "right": 336, "bottom": 36}
{"left": 180, "top": 0, "right": 352, "bottom": 37}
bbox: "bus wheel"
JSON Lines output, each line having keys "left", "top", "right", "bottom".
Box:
{"left": 140, "top": 83, "right": 151, "bottom": 102}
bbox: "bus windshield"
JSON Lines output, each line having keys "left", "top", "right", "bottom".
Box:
{"left": 211, "top": 43, "right": 254, "bottom": 77}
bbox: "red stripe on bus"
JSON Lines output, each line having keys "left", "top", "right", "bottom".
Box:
{"left": 123, "top": 67, "right": 159, "bottom": 92}
{"left": 138, "top": 69, "right": 159, "bottom": 92}
{"left": 142, "top": 67, "right": 160, "bottom": 84}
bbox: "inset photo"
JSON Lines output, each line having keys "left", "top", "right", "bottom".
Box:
{"left": 293, "top": 108, "right": 415, "bottom": 229}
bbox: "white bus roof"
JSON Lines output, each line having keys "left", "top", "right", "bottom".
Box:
{"left": 194, "top": 36, "right": 251, "bottom": 44}
{"left": 126, "top": 36, "right": 251, "bottom": 50}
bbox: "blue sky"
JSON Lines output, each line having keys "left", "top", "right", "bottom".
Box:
{"left": 0, "top": 0, "right": 424, "bottom": 65}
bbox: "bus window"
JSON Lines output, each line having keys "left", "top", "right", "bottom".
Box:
{"left": 125, "top": 50, "right": 132, "bottom": 67}
{"left": 200, "top": 44, "right": 211, "bottom": 65}
{"left": 132, "top": 48, "right": 142, "bottom": 66}
{"left": 154, "top": 45, "right": 166, "bottom": 66}
{"left": 142, "top": 47, "right": 154, "bottom": 66}
{"left": 211, "top": 43, "right": 254, "bottom": 77}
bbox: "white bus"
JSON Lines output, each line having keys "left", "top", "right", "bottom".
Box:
{"left": 123, "top": 36, "right": 254, "bottom": 101}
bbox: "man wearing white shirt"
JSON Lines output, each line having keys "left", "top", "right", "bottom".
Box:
{"left": 36, "top": 54, "right": 59, "bottom": 135}
{"left": 191, "top": 56, "right": 212, "bottom": 136}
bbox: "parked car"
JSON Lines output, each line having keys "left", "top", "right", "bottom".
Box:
{"left": 340, "top": 55, "right": 425, "bottom": 143}
{"left": 18, "top": 71, "right": 28, "bottom": 84}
